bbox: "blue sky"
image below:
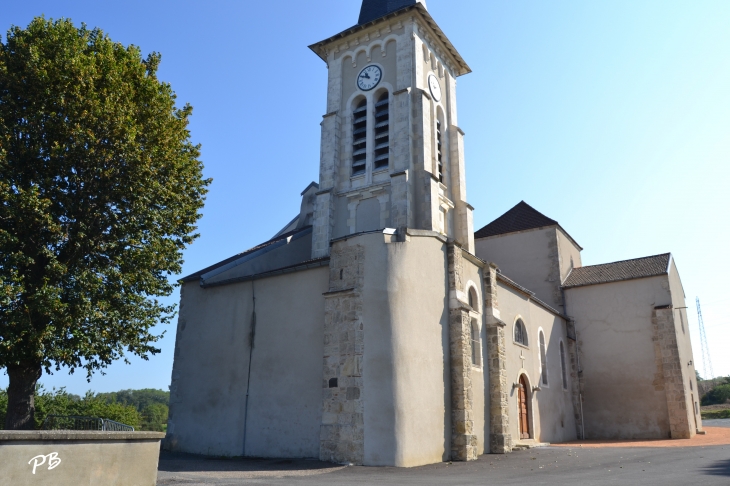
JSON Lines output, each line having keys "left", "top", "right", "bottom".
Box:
{"left": 2, "top": 0, "right": 729, "bottom": 394}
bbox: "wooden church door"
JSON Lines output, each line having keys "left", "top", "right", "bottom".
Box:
{"left": 518, "top": 376, "right": 530, "bottom": 439}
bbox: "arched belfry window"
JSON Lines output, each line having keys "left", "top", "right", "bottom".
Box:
{"left": 374, "top": 92, "right": 390, "bottom": 170}
{"left": 539, "top": 330, "right": 548, "bottom": 386}
{"left": 514, "top": 319, "right": 528, "bottom": 346}
{"left": 436, "top": 118, "right": 444, "bottom": 182}
{"left": 352, "top": 99, "right": 367, "bottom": 175}
{"left": 560, "top": 341, "right": 568, "bottom": 390}
{"left": 471, "top": 319, "right": 481, "bottom": 367}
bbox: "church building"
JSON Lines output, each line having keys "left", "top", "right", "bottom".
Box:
{"left": 164, "top": 0, "right": 703, "bottom": 467}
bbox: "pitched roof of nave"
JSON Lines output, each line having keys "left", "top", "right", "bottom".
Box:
{"left": 358, "top": 0, "right": 426, "bottom": 25}
{"left": 180, "top": 225, "right": 314, "bottom": 283}
{"left": 474, "top": 200, "right": 567, "bottom": 238}
{"left": 562, "top": 253, "right": 672, "bottom": 289}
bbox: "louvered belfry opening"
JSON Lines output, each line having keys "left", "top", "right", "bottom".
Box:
{"left": 374, "top": 92, "right": 390, "bottom": 170}
{"left": 436, "top": 119, "right": 444, "bottom": 182}
{"left": 352, "top": 99, "right": 368, "bottom": 175}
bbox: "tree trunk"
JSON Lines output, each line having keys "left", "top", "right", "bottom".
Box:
{"left": 5, "top": 361, "right": 42, "bottom": 430}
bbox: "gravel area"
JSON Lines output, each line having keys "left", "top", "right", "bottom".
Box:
{"left": 552, "top": 426, "right": 730, "bottom": 448}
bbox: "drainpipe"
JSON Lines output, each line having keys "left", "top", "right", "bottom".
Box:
{"left": 242, "top": 279, "right": 257, "bottom": 457}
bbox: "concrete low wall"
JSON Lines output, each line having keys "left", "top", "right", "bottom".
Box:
{"left": 0, "top": 431, "right": 165, "bottom": 485}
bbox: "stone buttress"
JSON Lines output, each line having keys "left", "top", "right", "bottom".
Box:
{"left": 483, "top": 264, "right": 511, "bottom": 453}
{"left": 652, "top": 305, "right": 693, "bottom": 439}
{"left": 320, "top": 243, "right": 365, "bottom": 464}
{"left": 447, "top": 243, "right": 478, "bottom": 461}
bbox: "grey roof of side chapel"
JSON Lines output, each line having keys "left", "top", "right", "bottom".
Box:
{"left": 562, "top": 253, "right": 672, "bottom": 289}
{"left": 180, "top": 226, "right": 313, "bottom": 283}
{"left": 358, "top": 0, "right": 426, "bottom": 25}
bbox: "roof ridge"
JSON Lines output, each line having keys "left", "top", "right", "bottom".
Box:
{"left": 578, "top": 252, "right": 671, "bottom": 270}
{"left": 562, "top": 253, "right": 671, "bottom": 289}
{"left": 181, "top": 225, "right": 313, "bottom": 282}
{"left": 474, "top": 201, "right": 560, "bottom": 240}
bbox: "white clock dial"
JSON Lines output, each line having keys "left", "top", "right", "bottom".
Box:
{"left": 357, "top": 65, "right": 382, "bottom": 91}
{"left": 428, "top": 73, "right": 442, "bottom": 102}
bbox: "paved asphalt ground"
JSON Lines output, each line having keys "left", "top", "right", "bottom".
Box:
{"left": 158, "top": 420, "right": 730, "bottom": 486}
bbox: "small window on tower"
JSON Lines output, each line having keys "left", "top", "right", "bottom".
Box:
{"left": 373, "top": 93, "right": 390, "bottom": 170}
{"left": 352, "top": 99, "right": 367, "bottom": 175}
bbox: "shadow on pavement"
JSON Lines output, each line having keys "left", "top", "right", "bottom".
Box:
{"left": 704, "top": 458, "right": 730, "bottom": 477}
{"left": 158, "top": 450, "right": 339, "bottom": 474}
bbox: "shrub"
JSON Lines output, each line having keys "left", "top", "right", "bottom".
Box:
{"left": 702, "top": 409, "right": 730, "bottom": 420}
{"left": 141, "top": 403, "right": 169, "bottom": 432}
{"left": 1, "top": 386, "right": 141, "bottom": 430}
{"left": 701, "top": 384, "right": 730, "bottom": 406}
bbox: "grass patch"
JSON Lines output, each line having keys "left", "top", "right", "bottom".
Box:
{"left": 702, "top": 409, "right": 730, "bottom": 420}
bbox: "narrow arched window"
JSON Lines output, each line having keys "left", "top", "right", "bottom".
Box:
{"left": 352, "top": 99, "right": 367, "bottom": 175}
{"left": 471, "top": 319, "right": 481, "bottom": 367}
{"left": 539, "top": 330, "right": 548, "bottom": 386}
{"left": 514, "top": 319, "right": 528, "bottom": 346}
{"left": 436, "top": 119, "right": 443, "bottom": 182}
{"left": 560, "top": 341, "right": 568, "bottom": 390}
{"left": 373, "top": 93, "right": 389, "bottom": 170}
{"left": 468, "top": 287, "right": 478, "bottom": 311}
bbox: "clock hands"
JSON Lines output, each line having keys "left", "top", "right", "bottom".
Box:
{"left": 360, "top": 72, "right": 371, "bottom": 79}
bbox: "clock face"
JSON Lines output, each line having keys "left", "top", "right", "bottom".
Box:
{"left": 428, "top": 73, "right": 442, "bottom": 102}
{"left": 357, "top": 65, "right": 382, "bottom": 91}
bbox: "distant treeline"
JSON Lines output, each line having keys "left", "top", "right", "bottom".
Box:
{"left": 0, "top": 387, "right": 169, "bottom": 431}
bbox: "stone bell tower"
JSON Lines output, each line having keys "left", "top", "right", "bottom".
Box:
{"left": 306, "top": 0, "right": 477, "bottom": 468}
{"left": 309, "top": 0, "right": 473, "bottom": 259}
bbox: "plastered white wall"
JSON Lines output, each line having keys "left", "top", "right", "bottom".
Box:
{"left": 167, "top": 267, "right": 329, "bottom": 458}
{"left": 565, "top": 276, "right": 673, "bottom": 439}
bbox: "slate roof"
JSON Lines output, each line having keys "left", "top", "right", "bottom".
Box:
{"left": 562, "top": 253, "right": 671, "bottom": 289}
{"left": 475, "top": 201, "right": 560, "bottom": 239}
{"left": 358, "top": 0, "right": 424, "bottom": 25}
{"left": 180, "top": 226, "right": 312, "bottom": 283}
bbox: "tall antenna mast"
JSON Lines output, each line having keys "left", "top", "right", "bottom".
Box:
{"left": 696, "top": 297, "right": 714, "bottom": 385}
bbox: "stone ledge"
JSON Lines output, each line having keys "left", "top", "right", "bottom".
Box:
{"left": 0, "top": 431, "right": 165, "bottom": 441}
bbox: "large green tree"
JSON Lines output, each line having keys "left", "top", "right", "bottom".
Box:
{"left": 0, "top": 18, "right": 210, "bottom": 429}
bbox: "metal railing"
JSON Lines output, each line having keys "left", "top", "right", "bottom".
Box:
{"left": 41, "top": 415, "right": 135, "bottom": 432}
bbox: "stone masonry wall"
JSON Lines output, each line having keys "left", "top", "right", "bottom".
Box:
{"left": 484, "top": 265, "right": 511, "bottom": 454}
{"left": 447, "top": 244, "right": 478, "bottom": 461}
{"left": 320, "top": 243, "right": 365, "bottom": 464}
{"left": 652, "top": 305, "right": 692, "bottom": 439}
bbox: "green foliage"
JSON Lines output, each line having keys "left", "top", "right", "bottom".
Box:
{"left": 96, "top": 388, "right": 169, "bottom": 431}
{"left": 140, "top": 402, "right": 169, "bottom": 431}
{"left": 0, "top": 386, "right": 142, "bottom": 429}
{"left": 702, "top": 409, "right": 730, "bottom": 420}
{"left": 702, "top": 384, "right": 730, "bottom": 406}
{"left": 97, "top": 388, "right": 169, "bottom": 411}
{"left": 0, "top": 17, "right": 210, "bottom": 378}
{"left": 0, "top": 388, "right": 7, "bottom": 426}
